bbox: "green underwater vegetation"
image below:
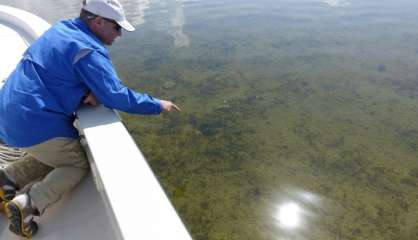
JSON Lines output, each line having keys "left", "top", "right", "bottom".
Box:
{"left": 111, "top": 0, "right": 418, "bottom": 239}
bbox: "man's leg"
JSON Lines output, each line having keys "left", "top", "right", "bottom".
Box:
{"left": 22, "top": 137, "right": 89, "bottom": 214}
{"left": 4, "top": 154, "right": 53, "bottom": 190}
{"left": 0, "top": 150, "right": 53, "bottom": 209}
{"left": 5, "top": 137, "right": 89, "bottom": 238}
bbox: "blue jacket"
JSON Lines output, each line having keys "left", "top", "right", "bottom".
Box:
{"left": 0, "top": 18, "right": 162, "bottom": 147}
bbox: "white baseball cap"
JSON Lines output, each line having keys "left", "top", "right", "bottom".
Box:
{"left": 83, "top": 0, "right": 135, "bottom": 32}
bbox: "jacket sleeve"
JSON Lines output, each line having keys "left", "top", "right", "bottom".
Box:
{"left": 73, "top": 50, "right": 162, "bottom": 115}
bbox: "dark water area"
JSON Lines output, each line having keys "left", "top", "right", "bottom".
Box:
{"left": 4, "top": 0, "right": 418, "bottom": 239}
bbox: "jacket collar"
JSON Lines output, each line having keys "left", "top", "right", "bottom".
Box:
{"left": 72, "top": 17, "right": 106, "bottom": 49}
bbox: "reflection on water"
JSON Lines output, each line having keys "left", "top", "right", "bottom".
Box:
{"left": 167, "top": 0, "right": 189, "bottom": 47}
{"left": 121, "top": 0, "right": 150, "bottom": 26}
{"left": 321, "top": 0, "right": 350, "bottom": 7}
{"left": 124, "top": 0, "right": 190, "bottom": 47}
{"left": 4, "top": 0, "right": 418, "bottom": 239}
{"left": 273, "top": 188, "right": 322, "bottom": 240}
{"left": 277, "top": 202, "right": 302, "bottom": 229}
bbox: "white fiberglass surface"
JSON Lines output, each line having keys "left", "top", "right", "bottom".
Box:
{"left": 0, "top": 24, "right": 27, "bottom": 84}
{"left": 0, "top": 173, "right": 116, "bottom": 240}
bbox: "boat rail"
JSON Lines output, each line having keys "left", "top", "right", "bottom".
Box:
{"left": 76, "top": 106, "right": 192, "bottom": 240}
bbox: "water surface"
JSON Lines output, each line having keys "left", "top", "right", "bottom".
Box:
{"left": 3, "top": 0, "right": 418, "bottom": 239}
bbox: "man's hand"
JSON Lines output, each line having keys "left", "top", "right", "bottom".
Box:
{"left": 83, "top": 92, "right": 100, "bottom": 106}
{"left": 160, "top": 100, "right": 181, "bottom": 112}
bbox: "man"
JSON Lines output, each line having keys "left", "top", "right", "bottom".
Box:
{"left": 0, "top": 0, "right": 180, "bottom": 237}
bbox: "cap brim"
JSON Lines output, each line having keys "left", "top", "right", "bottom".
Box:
{"left": 117, "top": 20, "right": 135, "bottom": 32}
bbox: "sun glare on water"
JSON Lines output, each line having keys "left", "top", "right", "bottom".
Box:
{"left": 276, "top": 202, "right": 302, "bottom": 229}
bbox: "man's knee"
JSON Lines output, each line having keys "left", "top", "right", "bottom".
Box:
{"left": 23, "top": 138, "right": 89, "bottom": 169}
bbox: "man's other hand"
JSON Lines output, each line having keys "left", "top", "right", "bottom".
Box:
{"left": 83, "top": 92, "right": 100, "bottom": 106}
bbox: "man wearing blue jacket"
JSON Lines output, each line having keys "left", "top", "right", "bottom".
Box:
{"left": 0, "top": 0, "right": 180, "bottom": 237}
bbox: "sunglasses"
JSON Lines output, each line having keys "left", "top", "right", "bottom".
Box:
{"left": 103, "top": 17, "right": 121, "bottom": 32}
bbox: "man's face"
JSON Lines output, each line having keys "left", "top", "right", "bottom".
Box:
{"left": 94, "top": 17, "right": 122, "bottom": 45}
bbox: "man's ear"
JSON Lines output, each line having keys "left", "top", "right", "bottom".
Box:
{"left": 92, "top": 16, "right": 104, "bottom": 28}
{"left": 89, "top": 16, "right": 103, "bottom": 32}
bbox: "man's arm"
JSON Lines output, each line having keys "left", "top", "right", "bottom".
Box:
{"left": 83, "top": 91, "right": 181, "bottom": 112}
{"left": 74, "top": 51, "right": 179, "bottom": 114}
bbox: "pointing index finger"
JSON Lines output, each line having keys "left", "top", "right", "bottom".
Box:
{"left": 173, "top": 103, "right": 182, "bottom": 112}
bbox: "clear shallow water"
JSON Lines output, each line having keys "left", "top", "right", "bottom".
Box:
{"left": 3, "top": 0, "right": 418, "bottom": 239}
